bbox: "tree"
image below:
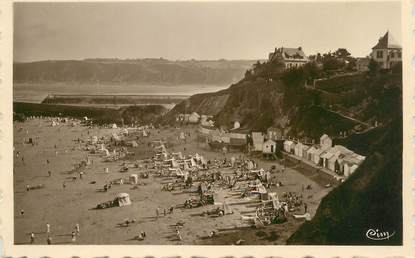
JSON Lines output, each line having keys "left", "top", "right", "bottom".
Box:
{"left": 334, "top": 48, "right": 351, "bottom": 59}
{"left": 244, "top": 69, "right": 252, "bottom": 79}
{"left": 368, "top": 59, "right": 380, "bottom": 75}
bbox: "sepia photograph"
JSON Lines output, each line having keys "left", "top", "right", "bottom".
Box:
{"left": 11, "top": 1, "right": 403, "bottom": 247}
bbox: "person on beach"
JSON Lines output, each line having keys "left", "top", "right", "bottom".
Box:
{"left": 176, "top": 229, "right": 182, "bottom": 241}
{"left": 71, "top": 231, "right": 76, "bottom": 242}
{"left": 30, "top": 232, "right": 35, "bottom": 244}
{"left": 48, "top": 170, "right": 52, "bottom": 177}
{"left": 75, "top": 223, "right": 80, "bottom": 235}
{"left": 62, "top": 182, "right": 66, "bottom": 189}
{"left": 47, "top": 235, "right": 52, "bottom": 245}
{"left": 46, "top": 223, "right": 50, "bottom": 233}
{"left": 20, "top": 209, "right": 24, "bottom": 217}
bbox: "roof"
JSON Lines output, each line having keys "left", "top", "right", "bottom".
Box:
{"left": 372, "top": 31, "right": 401, "bottom": 50}
{"left": 281, "top": 47, "right": 307, "bottom": 60}
{"left": 270, "top": 47, "right": 308, "bottom": 62}
{"left": 331, "top": 145, "right": 353, "bottom": 154}
{"left": 230, "top": 127, "right": 251, "bottom": 134}
{"left": 284, "top": 140, "right": 294, "bottom": 146}
{"left": 315, "top": 149, "right": 325, "bottom": 155}
{"left": 343, "top": 153, "right": 366, "bottom": 165}
{"left": 322, "top": 152, "right": 334, "bottom": 159}
{"left": 301, "top": 144, "right": 310, "bottom": 151}
{"left": 307, "top": 146, "right": 318, "bottom": 153}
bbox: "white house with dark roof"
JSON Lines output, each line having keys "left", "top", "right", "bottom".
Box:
{"left": 269, "top": 47, "right": 308, "bottom": 69}
{"left": 371, "top": 31, "right": 402, "bottom": 69}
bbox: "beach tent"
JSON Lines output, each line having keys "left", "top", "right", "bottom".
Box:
{"left": 112, "top": 133, "right": 121, "bottom": 142}
{"left": 268, "top": 192, "right": 281, "bottom": 209}
{"left": 200, "top": 156, "right": 207, "bottom": 166}
{"left": 129, "top": 174, "right": 139, "bottom": 184}
{"left": 91, "top": 136, "right": 98, "bottom": 144}
{"left": 120, "top": 128, "right": 129, "bottom": 136}
{"left": 172, "top": 152, "right": 183, "bottom": 160}
{"left": 182, "top": 160, "right": 190, "bottom": 170}
{"left": 115, "top": 193, "right": 131, "bottom": 207}
{"left": 223, "top": 202, "right": 233, "bottom": 215}
{"left": 172, "top": 159, "right": 179, "bottom": 168}
{"left": 190, "top": 158, "right": 197, "bottom": 167}
{"left": 230, "top": 157, "right": 236, "bottom": 167}
{"left": 112, "top": 123, "right": 118, "bottom": 129}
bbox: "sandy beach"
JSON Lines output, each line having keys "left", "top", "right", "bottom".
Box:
{"left": 14, "top": 118, "right": 333, "bottom": 245}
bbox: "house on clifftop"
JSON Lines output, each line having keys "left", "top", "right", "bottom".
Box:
{"left": 371, "top": 31, "right": 402, "bottom": 69}
{"left": 268, "top": 47, "right": 308, "bottom": 69}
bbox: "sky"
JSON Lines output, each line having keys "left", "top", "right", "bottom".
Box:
{"left": 13, "top": 1, "right": 402, "bottom": 62}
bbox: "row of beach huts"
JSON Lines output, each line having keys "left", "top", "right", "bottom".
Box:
{"left": 183, "top": 112, "right": 365, "bottom": 178}
{"left": 198, "top": 123, "right": 365, "bottom": 178}
{"left": 283, "top": 134, "right": 365, "bottom": 177}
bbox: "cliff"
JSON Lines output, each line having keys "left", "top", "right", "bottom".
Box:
{"left": 166, "top": 60, "right": 401, "bottom": 140}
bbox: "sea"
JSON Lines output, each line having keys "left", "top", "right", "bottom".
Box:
{"left": 13, "top": 83, "right": 228, "bottom": 103}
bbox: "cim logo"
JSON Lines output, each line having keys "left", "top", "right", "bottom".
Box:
{"left": 365, "top": 228, "right": 395, "bottom": 241}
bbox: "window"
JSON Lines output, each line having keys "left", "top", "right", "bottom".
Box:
{"left": 390, "top": 52, "right": 395, "bottom": 58}
{"left": 398, "top": 52, "right": 402, "bottom": 58}
{"left": 376, "top": 50, "right": 383, "bottom": 58}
